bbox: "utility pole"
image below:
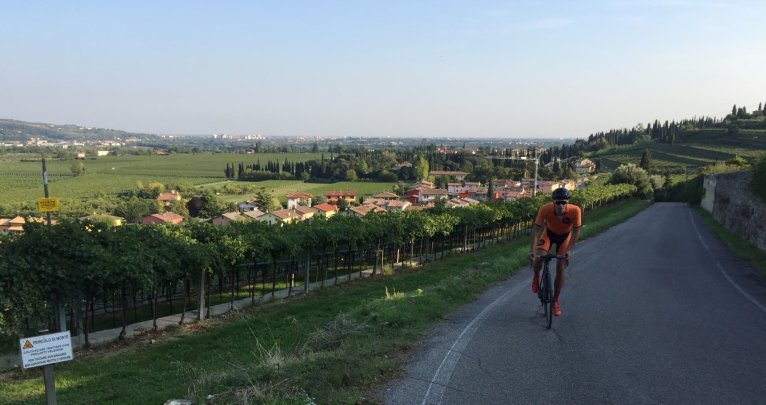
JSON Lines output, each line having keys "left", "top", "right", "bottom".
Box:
{"left": 41, "top": 157, "right": 66, "bottom": 331}
{"left": 488, "top": 147, "right": 540, "bottom": 197}
{"left": 41, "top": 157, "right": 64, "bottom": 405}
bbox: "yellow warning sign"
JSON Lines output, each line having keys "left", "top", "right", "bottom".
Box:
{"left": 23, "top": 340, "right": 33, "bottom": 349}
{"left": 36, "top": 198, "right": 60, "bottom": 212}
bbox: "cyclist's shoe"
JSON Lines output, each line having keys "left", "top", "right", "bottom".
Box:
{"left": 553, "top": 301, "right": 562, "bottom": 316}
{"left": 531, "top": 274, "right": 540, "bottom": 293}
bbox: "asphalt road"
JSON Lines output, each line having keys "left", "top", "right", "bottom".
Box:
{"left": 384, "top": 203, "right": 766, "bottom": 405}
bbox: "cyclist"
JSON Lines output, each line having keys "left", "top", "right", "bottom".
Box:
{"left": 528, "top": 187, "right": 581, "bottom": 316}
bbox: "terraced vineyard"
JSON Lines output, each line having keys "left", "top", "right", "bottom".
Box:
{"left": 591, "top": 131, "right": 765, "bottom": 173}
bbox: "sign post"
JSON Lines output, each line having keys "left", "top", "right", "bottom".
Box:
{"left": 19, "top": 330, "right": 74, "bottom": 405}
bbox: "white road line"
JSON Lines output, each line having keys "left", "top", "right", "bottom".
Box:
{"left": 687, "top": 208, "right": 766, "bottom": 314}
{"left": 420, "top": 245, "right": 586, "bottom": 405}
{"left": 421, "top": 281, "right": 526, "bottom": 405}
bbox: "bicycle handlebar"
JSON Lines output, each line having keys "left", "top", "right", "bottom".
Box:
{"left": 534, "top": 254, "right": 568, "bottom": 260}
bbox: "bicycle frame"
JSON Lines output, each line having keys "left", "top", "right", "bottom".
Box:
{"left": 535, "top": 254, "right": 567, "bottom": 329}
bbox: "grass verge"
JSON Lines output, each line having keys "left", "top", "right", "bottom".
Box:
{"left": 0, "top": 199, "right": 651, "bottom": 404}
{"left": 694, "top": 207, "right": 766, "bottom": 278}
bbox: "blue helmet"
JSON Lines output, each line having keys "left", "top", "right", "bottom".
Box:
{"left": 552, "top": 187, "right": 571, "bottom": 200}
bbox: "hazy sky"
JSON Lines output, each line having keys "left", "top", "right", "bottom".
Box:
{"left": 2, "top": 1, "right": 764, "bottom": 138}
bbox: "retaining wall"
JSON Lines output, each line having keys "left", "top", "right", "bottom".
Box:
{"left": 702, "top": 170, "right": 766, "bottom": 252}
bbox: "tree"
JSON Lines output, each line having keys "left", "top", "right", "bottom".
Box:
{"left": 114, "top": 197, "right": 159, "bottom": 223}
{"left": 414, "top": 154, "right": 429, "bottom": 181}
{"left": 562, "top": 163, "right": 573, "bottom": 180}
{"left": 611, "top": 163, "right": 653, "bottom": 197}
{"left": 253, "top": 187, "right": 277, "bottom": 212}
{"left": 751, "top": 154, "right": 766, "bottom": 202}
{"left": 345, "top": 169, "right": 358, "bottom": 181}
{"left": 195, "top": 189, "right": 226, "bottom": 218}
{"left": 728, "top": 122, "right": 739, "bottom": 136}
{"left": 147, "top": 181, "right": 165, "bottom": 194}
{"left": 639, "top": 148, "right": 652, "bottom": 173}
{"left": 487, "top": 179, "right": 494, "bottom": 201}
{"left": 70, "top": 160, "right": 85, "bottom": 176}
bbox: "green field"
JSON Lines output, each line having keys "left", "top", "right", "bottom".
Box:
{"left": 0, "top": 152, "right": 400, "bottom": 215}
{"left": 0, "top": 152, "right": 327, "bottom": 209}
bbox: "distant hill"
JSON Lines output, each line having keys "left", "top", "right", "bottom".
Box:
{"left": 574, "top": 103, "right": 766, "bottom": 173}
{"left": 0, "top": 118, "right": 158, "bottom": 142}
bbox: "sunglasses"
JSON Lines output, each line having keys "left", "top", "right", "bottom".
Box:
{"left": 554, "top": 200, "right": 568, "bottom": 205}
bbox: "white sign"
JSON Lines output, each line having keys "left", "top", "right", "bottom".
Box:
{"left": 19, "top": 331, "right": 74, "bottom": 369}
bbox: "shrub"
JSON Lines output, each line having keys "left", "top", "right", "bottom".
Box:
{"left": 751, "top": 154, "right": 766, "bottom": 202}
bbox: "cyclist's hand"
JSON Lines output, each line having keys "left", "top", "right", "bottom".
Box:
{"left": 564, "top": 252, "right": 572, "bottom": 262}
{"left": 528, "top": 252, "right": 535, "bottom": 264}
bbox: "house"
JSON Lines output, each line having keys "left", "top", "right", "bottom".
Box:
{"left": 241, "top": 209, "right": 266, "bottom": 221}
{"left": 74, "top": 152, "right": 86, "bottom": 159}
{"left": 325, "top": 191, "right": 358, "bottom": 205}
{"left": 384, "top": 200, "right": 411, "bottom": 211}
{"left": 157, "top": 191, "right": 182, "bottom": 206}
{"left": 348, "top": 204, "right": 386, "bottom": 217}
{"left": 96, "top": 150, "right": 110, "bottom": 157}
{"left": 417, "top": 188, "right": 449, "bottom": 204}
{"left": 531, "top": 179, "right": 576, "bottom": 194}
{"left": 447, "top": 182, "right": 481, "bottom": 196}
{"left": 78, "top": 214, "right": 125, "bottom": 226}
{"left": 373, "top": 192, "right": 399, "bottom": 200}
{"left": 0, "top": 216, "right": 25, "bottom": 234}
{"left": 293, "top": 205, "right": 318, "bottom": 221}
{"left": 392, "top": 161, "right": 412, "bottom": 171}
{"left": 142, "top": 212, "right": 184, "bottom": 225}
{"left": 212, "top": 212, "right": 245, "bottom": 227}
{"left": 446, "top": 198, "right": 480, "bottom": 208}
{"left": 469, "top": 188, "right": 494, "bottom": 201}
{"left": 313, "top": 203, "right": 339, "bottom": 219}
{"left": 237, "top": 199, "right": 260, "bottom": 212}
{"left": 0, "top": 216, "right": 54, "bottom": 234}
{"left": 574, "top": 158, "right": 596, "bottom": 175}
{"left": 259, "top": 208, "right": 301, "bottom": 225}
{"left": 285, "top": 192, "right": 312, "bottom": 209}
{"left": 496, "top": 188, "right": 528, "bottom": 201}
{"left": 429, "top": 171, "right": 468, "bottom": 181}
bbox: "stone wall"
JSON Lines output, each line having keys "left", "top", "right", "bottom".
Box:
{"left": 702, "top": 170, "right": 766, "bottom": 252}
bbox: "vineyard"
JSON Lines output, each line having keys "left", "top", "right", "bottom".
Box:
{"left": 0, "top": 183, "right": 637, "bottom": 352}
{"left": 0, "top": 152, "right": 325, "bottom": 206}
{"left": 591, "top": 141, "right": 745, "bottom": 173}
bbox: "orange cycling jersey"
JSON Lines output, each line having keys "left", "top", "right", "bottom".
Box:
{"left": 534, "top": 202, "right": 582, "bottom": 235}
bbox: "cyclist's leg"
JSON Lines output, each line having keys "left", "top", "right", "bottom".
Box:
{"left": 531, "top": 234, "right": 551, "bottom": 293}
{"left": 553, "top": 236, "right": 572, "bottom": 303}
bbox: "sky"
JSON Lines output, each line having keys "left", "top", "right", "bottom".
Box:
{"left": 1, "top": 1, "right": 764, "bottom": 139}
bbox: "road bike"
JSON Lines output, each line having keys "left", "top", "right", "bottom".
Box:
{"left": 535, "top": 254, "right": 567, "bottom": 329}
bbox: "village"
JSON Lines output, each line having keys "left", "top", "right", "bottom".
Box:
{"left": 0, "top": 157, "right": 597, "bottom": 233}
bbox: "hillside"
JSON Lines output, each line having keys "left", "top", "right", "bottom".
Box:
{"left": 0, "top": 118, "right": 156, "bottom": 142}
{"left": 585, "top": 108, "right": 766, "bottom": 173}
{"left": 589, "top": 131, "right": 766, "bottom": 173}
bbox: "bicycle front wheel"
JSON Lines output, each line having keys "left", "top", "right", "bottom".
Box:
{"left": 543, "top": 268, "right": 553, "bottom": 329}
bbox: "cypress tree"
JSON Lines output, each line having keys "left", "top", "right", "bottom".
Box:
{"left": 487, "top": 179, "right": 494, "bottom": 201}
{"left": 639, "top": 149, "right": 652, "bottom": 173}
